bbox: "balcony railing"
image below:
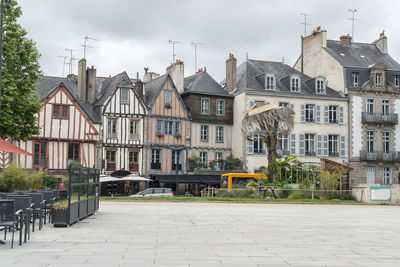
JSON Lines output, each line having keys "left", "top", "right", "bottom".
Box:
{"left": 187, "top": 159, "right": 243, "bottom": 172}
{"left": 360, "top": 150, "right": 400, "bottom": 162}
{"left": 362, "top": 112, "right": 398, "bottom": 124}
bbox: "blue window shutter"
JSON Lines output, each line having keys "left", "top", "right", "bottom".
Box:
{"left": 373, "top": 131, "right": 376, "bottom": 152}
{"left": 316, "top": 105, "right": 321, "bottom": 124}
{"left": 300, "top": 104, "right": 305, "bottom": 123}
{"left": 317, "top": 135, "right": 322, "bottom": 156}
{"left": 323, "top": 135, "right": 328, "bottom": 156}
{"left": 339, "top": 106, "right": 344, "bottom": 124}
{"left": 324, "top": 105, "right": 329, "bottom": 124}
{"left": 340, "top": 135, "right": 346, "bottom": 158}
{"left": 389, "top": 132, "right": 392, "bottom": 152}
{"left": 249, "top": 100, "right": 255, "bottom": 110}
{"left": 290, "top": 133, "right": 296, "bottom": 155}
{"left": 299, "top": 134, "right": 305, "bottom": 156}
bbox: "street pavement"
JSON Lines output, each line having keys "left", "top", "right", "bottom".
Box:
{"left": 1, "top": 201, "right": 400, "bottom": 267}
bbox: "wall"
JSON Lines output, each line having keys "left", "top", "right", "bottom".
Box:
{"left": 352, "top": 184, "right": 400, "bottom": 204}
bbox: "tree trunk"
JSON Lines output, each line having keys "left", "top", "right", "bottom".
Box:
{"left": 265, "top": 133, "right": 277, "bottom": 183}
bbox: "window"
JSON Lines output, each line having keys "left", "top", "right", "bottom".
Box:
{"left": 151, "top": 149, "right": 161, "bottom": 170}
{"left": 366, "top": 130, "right": 375, "bottom": 153}
{"left": 328, "top": 106, "right": 338, "bottom": 123}
{"left": 277, "top": 134, "right": 289, "bottom": 153}
{"left": 305, "top": 134, "right": 315, "bottom": 156}
{"left": 216, "top": 100, "right": 225, "bottom": 116}
{"left": 382, "top": 131, "right": 391, "bottom": 154}
{"left": 129, "top": 151, "right": 139, "bottom": 172}
{"left": 383, "top": 167, "right": 392, "bottom": 184}
{"left": 120, "top": 88, "right": 129, "bottom": 103}
{"left": 316, "top": 78, "right": 326, "bottom": 94}
{"left": 376, "top": 73, "right": 382, "bottom": 88}
{"left": 395, "top": 76, "right": 400, "bottom": 89}
{"left": 216, "top": 126, "right": 224, "bottom": 143}
{"left": 164, "top": 91, "right": 172, "bottom": 105}
{"left": 265, "top": 74, "right": 275, "bottom": 90}
{"left": 201, "top": 98, "right": 210, "bottom": 114}
{"left": 68, "top": 143, "right": 80, "bottom": 162}
{"left": 107, "top": 119, "right": 117, "bottom": 137}
{"left": 200, "top": 152, "right": 207, "bottom": 163}
{"left": 305, "top": 104, "right": 314, "bottom": 122}
{"left": 328, "top": 135, "right": 338, "bottom": 157}
{"left": 279, "top": 102, "right": 289, "bottom": 107}
{"left": 366, "top": 99, "right": 375, "bottom": 114}
{"left": 53, "top": 105, "right": 68, "bottom": 119}
{"left": 174, "top": 121, "right": 181, "bottom": 135}
{"left": 164, "top": 121, "right": 174, "bottom": 135}
{"left": 156, "top": 120, "right": 163, "bottom": 134}
{"left": 352, "top": 72, "right": 359, "bottom": 87}
{"left": 200, "top": 125, "right": 209, "bottom": 142}
{"left": 106, "top": 150, "right": 116, "bottom": 171}
{"left": 33, "top": 142, "right": 47, "bottom": 167}
{"left": 290, "top": 76, "right": 300, "bottom": 92}
{"left": 253, "top": 134, "right": 265, "bottom": 154}
{"left": 215, "top": 152, "right": 223, "bottom": 170}
{"left": 171, "top": 150, "right": 182, "bottom": 171}
{"left": 382, "top": 100, "right": 390, "bottom": 116}
{"left": 130, "top": 120, "right": 139, "bottom": 138}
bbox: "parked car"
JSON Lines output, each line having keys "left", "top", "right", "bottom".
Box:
{"left": 130, "top": 188, "right": 174, "bottom": 197}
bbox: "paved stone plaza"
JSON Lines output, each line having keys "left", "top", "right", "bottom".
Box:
{"left": 1, "top": 201, "right": 400, "bottom": 267}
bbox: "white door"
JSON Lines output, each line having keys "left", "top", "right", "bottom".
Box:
{"left": 366, "top": 167, "right": 375, "bottom": 184}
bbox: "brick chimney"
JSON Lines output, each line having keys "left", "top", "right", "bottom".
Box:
{"left": 166, "top": 60, "right": 184, "bottom": 93}
{"left": 86, "top": 65, "right": 96, "bottom": 104}
{"left": 340, "top": 35, "right": 352, "bottom": 47}
{"left": 77, "top": 59, "right": 87, "bottom": 101}
{"left": 373, "top": 30, "right": 388, "bottom": 54}
{"left": 225, "top": 53, "right": 237, "bottom": 93}
{"left": 134, "top": 79, "right": 144, "bottom": 100}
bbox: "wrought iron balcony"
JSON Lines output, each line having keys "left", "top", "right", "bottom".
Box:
{"left": 362, "top": 112, "right": 398, "bottom": 124}
{"left": 187, "top": 159, "right": 243, "bottom": 173}
{"left": 360, "top": 150, "right": 400, "bottom": 162}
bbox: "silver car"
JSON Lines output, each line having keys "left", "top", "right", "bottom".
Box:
{"left": 130, "top": 188, "right": 174, "bottom": 197}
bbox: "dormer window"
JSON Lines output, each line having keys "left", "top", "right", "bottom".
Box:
{"left": 265, "top": 74, "right": 275, "bottom": 90}
{"left": 351, "top": 72, "right": 359, "bottom": 87}
{"left": 120, "top": 88, "right": 129, "bottom": 103}
{"left": 290, "top": 76, "right": 300, "bottom": 92}
{"left": 376, "top": 73, "right": 382, "bottom": 88}
{"left": 316, "top": 77, "right": 326, "bottom": 94}
{"left": 394, "top": 76, "right": 400, "bottom": 89}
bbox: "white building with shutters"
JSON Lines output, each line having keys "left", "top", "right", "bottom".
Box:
{"left": 224, "top": 56, "right": 348, "bottom": 173}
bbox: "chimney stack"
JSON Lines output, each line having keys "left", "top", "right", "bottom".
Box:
{"left": 166, "top": 60, "right": 184, "bottom": 93}
{"left": 86, "top": 65, "right": 96, "bottom": 104}
{"left": 78, "top": 59, "right": 87, "bottom": 101}
{"left": 225, "top": 53, "right": 237, "bottom": 93}
{"left": 340, "top": 35, "right": 352, "bottom": 47}
{"left": 373, "top": 30, "right": 388, "bottom": 54}
{"left": 134, "top": 79, "right": 144, "bottom": 100}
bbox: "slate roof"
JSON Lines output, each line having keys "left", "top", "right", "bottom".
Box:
{"left": 182, "top": 71, "right": 232, "bottom": 97}
{"left": 233, "top": 59, "right": 345, "bottom": 99}
{"left": 94, "top": 72, "right": 134, "bottom": 107}
{"left": 324, "top": 40, "right": 400, "bottom": 70}
{"left": 143, "top": 74, "right": 169, "bottom": 107}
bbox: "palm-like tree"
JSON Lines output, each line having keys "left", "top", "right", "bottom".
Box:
{"left": 242, "top": 103, "right": 294, "bottom": 182}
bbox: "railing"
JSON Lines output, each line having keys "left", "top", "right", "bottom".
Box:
{"left": 362, "top": 112, "right": 398, "bottom": 124}
{"left": 360, "top": 150, "right": 400, "bottom": 161}
{"left": 151, "top": 162, "right": 161, "bottom": 170}
{"left": 187, "top": 159, "right": 243, "bottom": 172}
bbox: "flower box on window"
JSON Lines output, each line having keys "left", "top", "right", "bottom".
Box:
{"left": 164, "top": 103, "right": 172, "bottom": 109}
{"left": 156, "top": 131, "right": 164, "bottom": 137}
{"left": 175, "top": 132, "right": 181, "bottom": 139}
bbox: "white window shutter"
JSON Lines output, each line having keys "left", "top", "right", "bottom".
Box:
{"left": 323, "top": 135, "right": 328, "bottom": 156}
{"left": 290, "top": 103, "right": 295, "bottom": 120}
{"left": 300, "top": 104, "right": 305, "bottom": 123}
{"left": 340, "top": 135, "right": 346, "bottom": 158}
{"left": 290, "top": 133, "right": 296, "bottom": 155}
{"left": 299, "top": 134, "right": 305, "bottom": 156}
{"left": 247, "top": 135, "right": 254, "bottom": 154}
{"left": 339, "top": 106, "right": 344, "bottom": 124}
{"left": 317, "top": 135, "right": 322, "bottom": 156}
{"left": 316, "top": 105, "right": 321, "bottom": 124}
{"left": 324, "top": 105, "right": 329, "bottom": 124}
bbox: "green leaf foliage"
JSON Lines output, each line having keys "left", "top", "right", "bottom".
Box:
{"left": 0, "top": 0, "right": 42, "bottom": 140}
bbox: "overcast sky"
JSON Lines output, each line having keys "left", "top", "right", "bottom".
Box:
{"left": 18, "top": 0, "right": 400, "bottom": 82}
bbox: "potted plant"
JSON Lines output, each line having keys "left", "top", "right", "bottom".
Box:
{"left": 164, "top": 103, "right": 172, "bottom": 109}
{"left": 52, "top": 200, "right": 69, "bottom": 227}
{"left": 156, "top": 131, "right": 164, "bottom": 137}
{"left": 175, "top": 132, "right": 181, "bottom": 139}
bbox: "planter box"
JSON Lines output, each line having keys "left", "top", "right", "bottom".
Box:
{"left": 52, "top": 208, "right": 68, "bottom": 227}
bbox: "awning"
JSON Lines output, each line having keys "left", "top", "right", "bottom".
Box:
{"left": 0, "top": 138, "right": 32, "bottom": 156}
{"left": 100, "top": 174, "right": 150, "bottom": 183}
{"left": 153, "top": 174, "right": 221, "bottom": 184}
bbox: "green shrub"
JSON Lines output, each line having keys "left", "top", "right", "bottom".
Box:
{"left": 340, "top": 194, "right": 355, "bottom": 201}
{"left": 216, "top": 189, "right": 256, "bottom": 198}
{"left": 0, "top": 165, "right": 30, "bottom": 191}
{"left": 67, "top": 161, "right": 82, "bottom": 171}
{"left": 43, "top": 174, "right": 58, "bottom": 189}
{"left": 62, "top": 177, "right": 69, "bottom": 190}
{"left": 29, "top": 169, "right": 45, "bottom": 189}
{"left": 288, "top": 191, "right": 303, "bottom": 200}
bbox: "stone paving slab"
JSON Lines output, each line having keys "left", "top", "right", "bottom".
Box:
{"left": 1, "top": 201, "right": 400, "bottom": 266}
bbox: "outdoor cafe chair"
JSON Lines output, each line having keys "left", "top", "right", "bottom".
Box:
{"left": 26, "top": 193, "right": 45, "bottom": 232}
{"left": 0, "top": 199, "right": 22, "bottom": 248}
{"left": 42, "top": 191, "right": 55, "bottom": 224}
{"left": 7, "top": 195, "right": 32, "bottom": 244}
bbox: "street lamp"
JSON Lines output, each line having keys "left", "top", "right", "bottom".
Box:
{"left": 0, "top": 0, "right": 10, "bottom": 116}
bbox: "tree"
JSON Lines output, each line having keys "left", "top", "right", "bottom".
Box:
{"left": 0, "top": 0, "right": 42, "bottom": 140}
{"left": 242, "top": 104, "right": 294, "bottom": 182}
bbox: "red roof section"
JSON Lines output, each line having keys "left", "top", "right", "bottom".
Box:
{"left": 0, "top": 139, "right": 32, "bottom": 156}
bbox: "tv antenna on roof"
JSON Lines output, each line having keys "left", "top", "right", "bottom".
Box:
{"left": 168, "top": 39, "right": 181, "bottom": 62}
{"left": 348, "top": 9, "right": 358, "bottom": 41}
{"left": 65, "top": 48, "right": 79, "bottom": 75}
{"left": 81, "top": 35, "right": 99, "bottom": 59}
{"left": 300, "top": 13, "right": 311, "bottom": 36}
{"left": 191, "top": 42, "right": 204, "bottom": 73}
{"left": 58, "top": 55, "right": 68, "bottom": 77}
